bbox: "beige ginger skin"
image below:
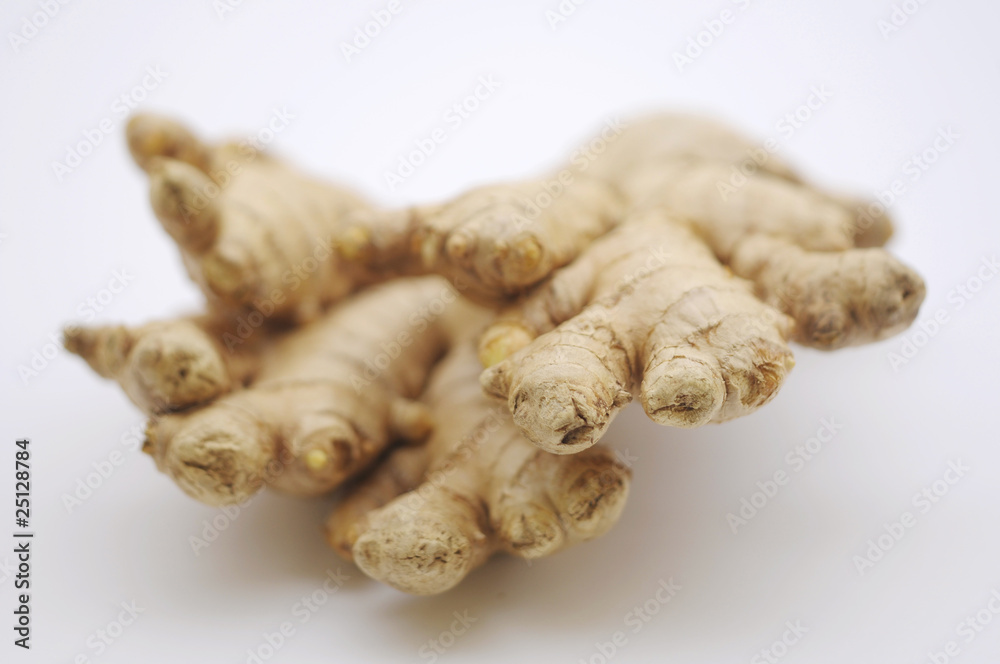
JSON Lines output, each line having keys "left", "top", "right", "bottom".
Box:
{"left": 64, "top": 314, "right": 263, "bottom": 415}
{"left": 128, "top": 113, "right": 624, "bottom": 314}
{"left": 63, "top": 110, "right": 925, "bottom": 594}
{"left": 566, "top": 113, "right": 922, "bottom": 350}
{"left": 85, "top": 278, "right": 476, "bottom": 506}
{"left": 127, "top": 114, "right": 377, "bottom": 323}
{"left": 477, "top": 114, "right": 925, "bottom": 452}
{"left": 327, "top": 340, "right": 630, "bottom": 595}
{"left": 480, "top": 212, "right": 796, "bottom": 453}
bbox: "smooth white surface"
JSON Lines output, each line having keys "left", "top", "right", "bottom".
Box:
{"left": 1, "top": 1, "right": 998, "bottom": 662}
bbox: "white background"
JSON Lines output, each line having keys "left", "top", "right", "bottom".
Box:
{"left": 2, "top": 1, "right": 999, "bottom": 662}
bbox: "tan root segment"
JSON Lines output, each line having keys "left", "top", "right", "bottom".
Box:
{"left": 64, "top": 314, "right": 263, "bottom": 415}
{"left": 342, "top": 175, "right": 624, "bottom": 303}
{"left": 327, "top": 341, "right": 630, "bottom": 594}
{"left": 62, "top": 110, "right": 926, "bottom": 595}
{"left": 128, "top": 114, "right": 624, "bottom": 319}
{"left": 139, "top": 278, "right": 477, "bottom": 505}
{"left": 127, "top": 114, "right": 381, "bottom": 324}
{"left": 476, "top": 113, "right": 925, "bottom": 454}
{"left": 480, "top": 211, "right": 795, "bottom": 453}
{"left": 580, "top": 113, "right": 925, "bottom": 349}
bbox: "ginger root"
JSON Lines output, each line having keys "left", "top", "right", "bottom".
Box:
{"left": 340, "top": 174, "right": 624, "bottom": 302}
{"left": 81, "top": 278, "right": 478, "bottom": 505}
{"left": 480, "top": 211, "right": 796, "bottom": 453}
{"left": 477, "top": 114, "right": 925, "bottom": 452}
{"left": 128, "top": 114, "right": 624, "bottom": 317}
{"left": 567, "top": 113, "right": 923, "bottom": 349}
{"left": 327, "top": 340, "right": 630, "bottom": 594}
{"left": 64, "top": 314, "right": 264, "bottom": 414}
{"left": 127, "top": 114, "right": 380, "bottom": 323}
{"left": 63, "top": 109, "right": 925, "bottom": 596}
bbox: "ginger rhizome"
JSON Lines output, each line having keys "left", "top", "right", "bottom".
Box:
{"left": 339, "top": 175, "right": 624, "bottom": 302}
{"left": 584, "top": 114, "right": 921, "bottom": 349}
{"left": 477, "top": 114, "right": 925, "bottom": 452}
{"left": 64, "top": 314, "right": 262, "bottom": 415}
{"left": 70, "top": 278, "right": 477, "bottom": 505}
{"left": 327, "top": 341, "right": 630, "bottom": 595}
{"left": 144, "top": 278, "right": 480, "bottom": 505}
{"left": 64, "top": 110, "right": 925, "bottom": 595}
{"left": 480, "top": 212, "right": 796, "bottom": 453}
{"left": 127, "top": 114, "right": 376, "bottom": 323}
{"left": 128, "top": 114, "right": 622, "bottom": 316}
